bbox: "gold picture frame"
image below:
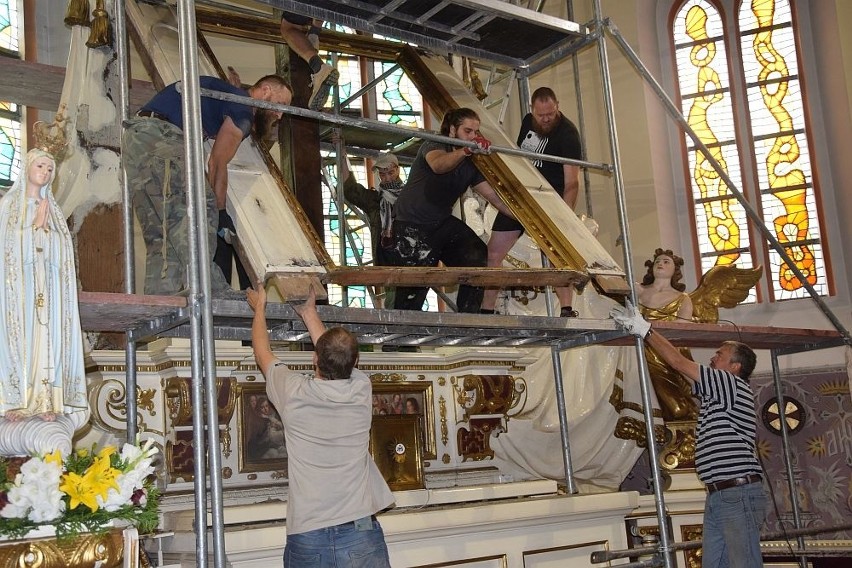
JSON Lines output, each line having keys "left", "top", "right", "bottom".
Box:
{"left": 238, "top": 383, "right": 288, "bottom": 474}
{"left": 370, "top": 414, "right": 424, "bottom": 491}
{"left": 371, "top": 381, "right": 436, "bottom": 459}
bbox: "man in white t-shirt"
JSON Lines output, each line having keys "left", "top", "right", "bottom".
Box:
{"left": 248, "top": 285, "right": 394, "bottom": 567}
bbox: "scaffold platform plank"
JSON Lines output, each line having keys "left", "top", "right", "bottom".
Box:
{"left": 78, "top": 292, "right": 845, "bottom": 352}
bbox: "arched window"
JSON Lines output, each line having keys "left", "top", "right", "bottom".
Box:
{"left": 0, "top": 0, "right": 22, "bottom": 188}
{"left": 671, "top": 0, "right": 827, "bottom": 300}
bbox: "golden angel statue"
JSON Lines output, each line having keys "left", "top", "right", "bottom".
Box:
{"left": 637, "top": 248, "right": 762, "bottom": 421}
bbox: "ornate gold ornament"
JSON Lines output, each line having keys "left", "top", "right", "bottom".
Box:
{"left": 86, "top": 0, "right": 112, "bottom": 49}
{"left": 439, "top": 396, "right": 448, "bottom": 446}
{"left": 660, "top": 421, "right": 697, "bottom": 471}
{"left": 0, "top": 528, "right": 124, "bottom": 567}
{"left": 63, "top": 0, "right": 90, "bottom": 27}
{"left": 453, "top": 375, "right": 525, "bottom": 422}
{"left": 32, "top": 106, "right": 70, "bottom": 164}
{"left": 368, "top": 372, "right": 408, "bottom": 383}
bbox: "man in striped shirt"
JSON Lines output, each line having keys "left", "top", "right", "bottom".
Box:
{"left": 611, "top": 301, "right": 766, "bottom": 568}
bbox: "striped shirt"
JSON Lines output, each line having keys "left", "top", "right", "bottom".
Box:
{"left": 692, "top": 365, "right": 761, "bottom": 484}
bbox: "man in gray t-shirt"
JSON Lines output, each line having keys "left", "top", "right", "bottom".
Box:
{"left": 248, "top": 286, "right": 394, "bottom": 567}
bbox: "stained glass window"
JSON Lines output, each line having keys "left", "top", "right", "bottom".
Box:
{"left": 0, "top": 0, "right": 18, "bottom": 52}
{"left": 373, "top": 62, "right": 424, "bottom": 128}
{"left": 738, "top": 0, "right": 826, "bottom": 299}
{"left": 319, "top": 36, "right": 432, "bottom": 310}
{"left": 671, "top": 0, "right": 826, "bottom": 301}
{"left": 0, "top": 0, "right": 21, "bottom": 188}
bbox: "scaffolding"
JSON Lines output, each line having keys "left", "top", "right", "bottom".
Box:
{"left": 95, "top": 1, "right": 852, "bottom": 567}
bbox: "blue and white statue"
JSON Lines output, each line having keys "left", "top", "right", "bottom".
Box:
{"left": 0, "top": 148, "right": 88, "bottom": 455}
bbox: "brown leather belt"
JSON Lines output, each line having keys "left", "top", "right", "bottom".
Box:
{"left": 706, "top": 473, "right": 761, "bottom": 494}
{"left": 136, "top": 109, "right": 170, "bottom": 122}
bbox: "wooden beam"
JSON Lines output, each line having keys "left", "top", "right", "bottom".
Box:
{"left": 194, "top": 6, "right": 404, "bottom": 61}
{"left": 325, "top": 266, "right": 590, "bottom": 288}
{"left": 0, "top": 57, "right": 157, "bottom": 112}
{"left": 269, "top": 274, "right": 327, "bottom": 303}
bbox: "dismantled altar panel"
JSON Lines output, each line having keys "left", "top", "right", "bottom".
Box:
{"left": 399, "top": 48, "right": 627, "bottom": 284}
{"left": 125, "top": 0, "right": 328, "bottom": 281}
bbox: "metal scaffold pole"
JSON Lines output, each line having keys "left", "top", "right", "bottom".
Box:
{"left": 115, "top": 0, "right": 138, "bottom": 444}
{"left": 591, "top": 1, "right": 675, "bottom": 567}
{"left": 176, "top": 1, "right": 226, "bottom": 567}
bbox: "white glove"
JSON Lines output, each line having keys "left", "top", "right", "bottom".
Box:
{"left": 609, "top": 299, "right": 651, "bottom": 338}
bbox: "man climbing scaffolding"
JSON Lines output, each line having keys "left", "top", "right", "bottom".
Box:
{"left": 280, "top": 13, "right": 339, "bottom": 111}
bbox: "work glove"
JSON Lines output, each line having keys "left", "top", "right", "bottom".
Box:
{"left": 609, "top": 299, "right": 651, "bottom": 338}
{"left": 464, "top": 135, "right": 492, "bottom": 156}
{"left": 217, "top": 209, "right": 237, "bottom": 245}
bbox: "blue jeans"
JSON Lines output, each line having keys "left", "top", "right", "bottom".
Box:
{"left": 702, "top": 482, "right": 766, "bottom": 568}
{"left": 283, "top": 515, "right": 391, "bottom": 567}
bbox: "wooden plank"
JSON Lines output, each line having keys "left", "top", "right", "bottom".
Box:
{"left": 593, "top": 274, "right": 633, "bottom": 296}
{"left": 269, "top": 274, "right": 327, "bottom": 303}
{"left": 75, "top": 291, "right": 845, "bottom": 352}
{"left": 615, "top": 320, "right": 846, "bottom": 351}
{"left": 0, "top": 57, "right": 157, "bottom": 112}
{"left": 78, "top": 291, "right": 185, "bottom": 332}
{"left": 326, "top": 266, "right": 590, "bottom": 288}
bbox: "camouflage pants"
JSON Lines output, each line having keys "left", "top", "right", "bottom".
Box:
{"left": 123, "top": 117, "right": 229, "bottom": 295}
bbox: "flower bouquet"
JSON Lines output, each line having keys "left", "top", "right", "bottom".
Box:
{"left": 0, "top": 437, "right": 159, "bottom": 540}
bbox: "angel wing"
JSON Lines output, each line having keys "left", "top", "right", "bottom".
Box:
{"left": 688, "top": 265, "right": 763, "bottom": 323}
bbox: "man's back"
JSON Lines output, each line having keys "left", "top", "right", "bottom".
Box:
{"left": 266, "top": 364, "right": 394, "bottom": 535}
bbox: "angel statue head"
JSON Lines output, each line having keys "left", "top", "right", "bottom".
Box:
{"left": 641, "top": 248, "right": 686, "bottom": 292}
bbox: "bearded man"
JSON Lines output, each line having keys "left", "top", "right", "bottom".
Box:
{"left": 480, "top": 86, "right": 583, "bottom": 317}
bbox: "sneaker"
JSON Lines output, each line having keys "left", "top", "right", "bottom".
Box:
{"left": 309, "top": 64, "right": 339, "bottom": 111}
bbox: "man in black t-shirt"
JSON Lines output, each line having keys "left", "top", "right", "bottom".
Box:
{"left": 481, "top": 87, "right": 583, "bottom": 317}
{"left": 385, "top": 108, "right": 515, "bottom": 313}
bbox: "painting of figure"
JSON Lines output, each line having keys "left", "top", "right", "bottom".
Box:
{"left": 240, "top": 384, "right": 288, "bottom": 473}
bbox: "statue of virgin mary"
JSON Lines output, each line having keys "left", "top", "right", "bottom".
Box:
{"left": 0, "top": 148, "right": 88, "bottom": 456}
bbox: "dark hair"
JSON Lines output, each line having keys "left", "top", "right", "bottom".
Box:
{"left": 531, "top": 86, "right": 558, "bottom": 105}
{"left": 641, "top": 248, "right": 686, "bottom": 292}
{"left": 315, "top": 327, "right": 359, "bottom": 380}
{"left": 405, "top": 397, "right": 420, "bottom": 413}
{"left": 722, "top": 341, "right": 757, "bottom": 380}
{"left": 252, "top": 74, "right": 293, "bottom": 94}
{"left": 440, "top": 107, "right": 480, "bottom": 136}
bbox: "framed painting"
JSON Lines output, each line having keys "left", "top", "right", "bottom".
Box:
{"left": 370, "top": 414, "right": 424, "bottom": 491}
{"left": 238, "top": 383, "right": 288, "bottom": 474}
{"left": 371, "top": 381, "right": 435, "bottom": 459}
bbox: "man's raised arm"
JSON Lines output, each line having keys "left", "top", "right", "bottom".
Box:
{"left": 610, "top": 300, "right": 699, "bottom": 383}
{"left": 247, "top": 285, "right": 275, "bottom": 374}
{"left": 294, "top": 288, "right": 326, "bottom": 345}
